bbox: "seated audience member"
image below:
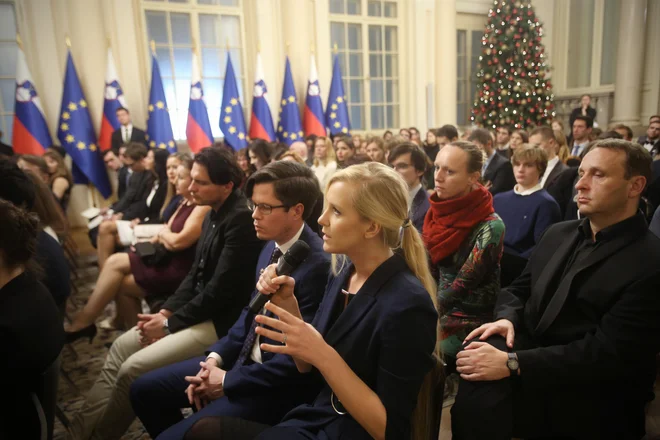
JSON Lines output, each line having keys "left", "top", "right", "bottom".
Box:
{"left": 130, "top": 161, "right": 330, "bottom": 439}
{"left": 469, "top": 128, "right": 516, "bottom": 195}
{"left": 399, "top": 127, "right": 412, "bottom": 140}
{"left": 65, "top": 157, "right": 208, "bottom": 336}
{"left": 352, "top": 133, "right": 364, "bottom": 153}
{"left": 424, "top": 125, "right": 459, "bottom": 189}
{"left": 495, "top": 125, "right": 512, "bottom": 156}
{"left": 638, "top": 116, "right": 660, "bottom": 156}
{"left": 153, "top": 152, "right": 188, "bottom": 224}
{"left": 111, "top": 107, "right": 147, "bottom": 152}
{"left": 22, "top": 171, "right": 71, "bottom": 307}
{"left": 96, "top": 145, "right": 166, "bottom": 269}
{"left": 364, "top": 136, "right": 387, "bottom": 164}
{"left": 271, "top": 143, "right": 289, "bottom": 162}
{"left": 184, "top": 162, "right": 438, "bottom": 440}
{"left": 506, "top": 129, "right": 528, "bottom": 159}
{"left": 278, "top": 151, "right": 305, "bottom": 164}
{"left": 551, "top": 119, "right": 565, "bottom": 135}
{"left": 451, "top": 140, "right": 660, "bottom": 440}
{"left": 17, "top": 154, "right": 50, "bottom": 183}
{"left": 424, "top": 141, "right": 504, "bottom": 362}
{"left": 288, "top": 141, "right": 309, "bottom": 164}
{"left": 303, "top": 135, "right": 317, "bottom": 166}
{"left": 383, "top": 129, "right": 393, "bottom": 141}
{"left": 103, "top": 147, "right": 127, "bottom": 199}
{"left": 612, "top": 123, "right": 634, "bottom": 142}
{"left": 569, "top": 94, "right": 597, "bottom": 129}
{"left": 554, "top": 129, "right": 570, "bottom": 163}
{"left": 569, "top": 115, "right": 593, "bottom": 158}
{"left": 235, "top": 147, "right": 254, "bottom": 188}
{"left": 66, "top": 147, "right": 263, "bottom": 440}
{"left": 44, "top": 149, "right": 73, "bottom": 211}
{"left": 249, "top": 139, "right": 273, "bottom": 170}
{"left": 423, "top": 128, "right": 439, "bottom": 164}
{"left": 529, "top": 126, "right": 568, "bottom": 189}
{"left": 409, "top": 126, "right": 422, "bottom": 144}
{"left": 388, "top": 142, "right": 430, "bottom": 233}
{"left": 493, "top": 146, "right": 561, "bottom": 259}
{"left": 343, "top": 152, "right": 371, "bottom": 167}
{"left": 0, "top": 199, "right": 65, "bottom": 440}
{"left": 335, "top": 136, "right": 356, "bottom": 169}
{"left": 311, "top": 136, "right": 337, "bottom": 191}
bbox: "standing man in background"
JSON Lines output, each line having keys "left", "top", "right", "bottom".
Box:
{"left": 111, "top": 107, "right": 147, "bottom": 153}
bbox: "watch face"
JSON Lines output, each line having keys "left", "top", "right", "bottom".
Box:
{"left": 507, "top": 358, "right": 519, "bottom": 371}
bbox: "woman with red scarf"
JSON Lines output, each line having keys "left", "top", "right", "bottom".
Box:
{"left": 423, "top": 141, "right": 505, "bottom": 365}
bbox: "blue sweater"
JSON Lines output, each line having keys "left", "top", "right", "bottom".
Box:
{"left": 493, "top": 188, "right": 561, "bottom": 259}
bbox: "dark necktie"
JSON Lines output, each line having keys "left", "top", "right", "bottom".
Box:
{"left": 234, "top": 247, "right": 283, "bottom": 368}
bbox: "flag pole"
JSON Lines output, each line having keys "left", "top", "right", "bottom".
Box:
{"left": 150, "top": 40, "right": 156, "bottom": 55}
{"left": 16, "top": 33, "right": 23, "bottom": 50}
{"left": 333, "top": 43, "right": 338, "bottom": 55}
{"left": 286, "top": 41, "right": 290, "bottom": 57}
{"left": 65, "top": 34, "right": 71, "bottom": 49}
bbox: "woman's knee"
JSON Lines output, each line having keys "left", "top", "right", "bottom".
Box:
{"left": 99, "top": 220, "right": 116, "bottom": 234}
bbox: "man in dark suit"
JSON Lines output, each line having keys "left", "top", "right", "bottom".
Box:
{"left": 0, "top": 130, "right": 13, "bottom": 157}
{"left": 638, "top": 116, "right": 660, "bottom": 156}
{"left": 68, "top": 147, "right": 264, "bottom": 440}
{"left": 129, "top": 161, "right": 330, "bottom": 439}
{"left": 388, "top": 142, "right": 430, "bottom": 233}
{"left": 469, "top": 128, "right": 516, "bottom": 195}
{"left": 451, "top": 139, "right": 660, "bottom": 440}
{"left": 103, "top": 148, "right": 126, "bottom": 198}
{"left": 111, "top": 107, "right": 147, "bottom": 153}
{"left": 529, "top": 126, "right": 567, "bottom": 190}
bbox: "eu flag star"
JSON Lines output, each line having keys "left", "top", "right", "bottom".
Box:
{"left": 288, "top": 96, "right": 295, "bottom": 103}
{"left": 229, "top": 126, "right": 237, "bottom": 134}
{"left": 156, "top": 101, "right": 165, "bottom": 109}
{"left": 148, "top": 104, "right": 154, "bottom": 112}
{"left": 281, "top": 99, "right": 287, "bottom": 106}
{"left": 230, "top": 98, "right": 238, "bottom": 106}
{"left": 76, "top": 141, "right": 86, "bottom": 150}
{"left": 65, "top": 134, "right": 75, "bottom": 143}
{"left": 62, "top": 112, "right": 70, "bottom": 120}
{"left": 224, "top": 116, "right": 232, "bottom": 124}
{"left": 158, "top": 143, "right": 166, "bottom": 149}
{"left": 283, "top": 132, "right": 289, "bottom": 138}
{"left": 150, "top": 141, "right": 156, "bottom": 147}
{"left": 291, "top": 133, "right": 297, "bottom": 140}
{"left": 331, "top": 104, "right": 338, "bottom": 110}
{"left": 89, "top": 144, "right": 97, "bottom": 151}
{"left": 79, "top": 99, "right": 87, "bottom": 108}
{"left": 336, "top": 97, "right": 343, "bottom": 103}
{"left": 60, "top": 123, "right": 69, "bottom": 131}
{"left": 68, "top": 102, "right": 78, "bottom": 111}
{"left": 225, "top": 106, "right": 232, "bottom": 114}
{"left": 168, "top": 141, "right": 175, "bottom": 148}
{"left": 238, "top": 133, "right": 245, "bottom": 140}
{"left": 330, "top": 112, "right": 336, "bottom": 119}
{"left": 278, "top": 126, "right": 283, "bottom": 132}
{"left": 334, "top": 122, "right": 340, "bottom": 128}
{"left": 341, "top": 127, "right": 348, "bottom": 134}
{"left": 298, "top": 131, "right": 303, "bottom": 137}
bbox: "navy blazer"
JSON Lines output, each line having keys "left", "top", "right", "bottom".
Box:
{"left": 272, "top": 254, "right": 438, "bottom": 440}
{"left": 209, "top": 224, "right": 330, "bottom": 401}
{"left": 483, "top": 152, "right": 516, "bottom": 196}
{"left": 410, "top": 186, "right": 430, "bottom": 234}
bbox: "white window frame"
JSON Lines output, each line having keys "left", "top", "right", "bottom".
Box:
{"left": 329, "top": 0, "right": 402, "bottom": 133}
{"left": 0, "top": 1, "right": 18, "bottom": 143}
{"left": 139, "top": 0, "right": 248, "bottom": 141}
{"left": 456, "top": 13, "right": 488, "bottom": 129}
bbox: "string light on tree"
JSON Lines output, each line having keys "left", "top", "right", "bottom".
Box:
{"left": 472, "top": 0, "right": 555, "bottom": 129}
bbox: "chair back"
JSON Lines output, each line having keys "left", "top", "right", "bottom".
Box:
{"left": 410, "top": 353, "right": 445, "bottom": 440}
{"left": 34, "top": 354, "right": 61, "bottom": 440}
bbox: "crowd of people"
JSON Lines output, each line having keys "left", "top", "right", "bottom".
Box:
{"left": 2, "top": 105, "right": 660, "bottom": 440}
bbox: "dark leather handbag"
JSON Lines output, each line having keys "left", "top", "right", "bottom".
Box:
{"left": 135, "top": 242, "right": 171, "bottom": 267}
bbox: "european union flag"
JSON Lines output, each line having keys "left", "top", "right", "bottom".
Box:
{"left": 147, "top": 55, "right": 177, "bottom": 153}
{"left": 57, "top": 51, "right": 111, "bottom": 199}
{"left": 276, "top": 57, "right": 303, "bottom": 145}
{"left": 325, "top": 55, "right": 351, "bottom": 136}
{"left": 219, "top": 53, "right": 248, "bottom": 151}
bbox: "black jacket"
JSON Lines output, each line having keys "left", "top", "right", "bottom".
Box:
{"left": 547, "top": 167, "right": 579, "bottom": 220}
{"left": 162, "top": 190, "right": 264, "bottom": 337}
{"left": 569, "top": 106, "right": 597, "bottom": 128}
{"left": 111, "top": 126, "right": 147, "bottom": 153}
{"left": 117, "top": 166, "right": 130, "bottom": 200}
{"left": 111, "top": 170, "right": 153, "bottom": 220}
{"left": 495, "top": 214, "right": 660, "bottom": 437}
{"left": 483, "top": 152, "right": 516, "bottom": 196}
{"left": 543, "top": 160, "right": 568, "bottom": 190}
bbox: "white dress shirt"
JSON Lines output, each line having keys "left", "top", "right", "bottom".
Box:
{"left": 407, "top": 183, "right": 422, "bottom": 210}
{"left": 122, "top": 124, "right": 133, "bottom": 143}
{"left": 540, "top": 156, "right": 559, "bottom": 187}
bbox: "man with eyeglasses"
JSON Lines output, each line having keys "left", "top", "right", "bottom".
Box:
{"left": 130, "top": 161, "right": 330, "bottom": 439}
{"left": 388, "top": 142, "right": 430, "bottom": 234}
{"left": 68, "top": 146, "right": 264, "bottom": 440}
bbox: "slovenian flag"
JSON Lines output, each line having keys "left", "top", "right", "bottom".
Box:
{"left": 99, "top": 48, "right": 127, "bottom": 152}
{"left": 248, "top": 52, "right": 275, "bottom": 142}
{"left": 303, "top": 54, "right": 325, "bottom": 137}
{"left": 276, "top": 57, "right": 303, "bottom": 145}
{"left": 186, "top": 52, "right": 214, "bottom": 153}
{"left": 147, "top": 54, "right": 177, "bottom": 152}
{"left": 12, "top": 47, "right": 52, "bottom": 155}
{"left": 325, "top": 55, "right": 351, "bottom": 136}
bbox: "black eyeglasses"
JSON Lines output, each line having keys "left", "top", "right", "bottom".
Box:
{"left": 247, "top": 201, "right": 289, "bottom": 215}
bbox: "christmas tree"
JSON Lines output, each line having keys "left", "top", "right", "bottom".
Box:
{"left": 471, "top": 0, "right": 555, "bottom": 130}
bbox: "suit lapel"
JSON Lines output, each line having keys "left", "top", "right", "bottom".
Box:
{"left": 315, "top": 263, "right": 352, "bottom": 336}
{"left": 324, "top": 255, "right": 407, "bottom": 346}
{"left": 484, "top": 153, "right": 502, "bottom": 181}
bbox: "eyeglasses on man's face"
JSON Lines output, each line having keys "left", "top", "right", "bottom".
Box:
{"left": 247, "top": 200, "right": 289, "bottom": 215}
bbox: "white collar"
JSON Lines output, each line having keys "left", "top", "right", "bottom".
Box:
{"left": 514, "top": 182, "right": 543, "bottom": 196}
{"left": 123, "top": 123, "right": 133, "bottom": 131}
{"left": 276, "top": 222, "right": 306, "bottom": 255}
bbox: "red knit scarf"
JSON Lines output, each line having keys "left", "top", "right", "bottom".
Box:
{"left": 423, "top": 184, "right": 494, "bottom": 264}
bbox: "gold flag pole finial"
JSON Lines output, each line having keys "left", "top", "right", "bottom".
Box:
{"left": 286, "top": 41, "right": 291, "bottom": 56}
{"left": 107, "top": 36, "right": 111, "bottom": 47}
{"left": 150, "top": 40, "right": 156, "bottom": 54}
{"left": 226, "top": 38, "right": 230, "bottom": 52}
{"left": 65, "top": 35, "right": 71, "bottom": 48}
{"left": 257, "top": 41, "right": 261, "bottom": 53}
{"left": 16, "top": 33, "right": 23, "bottom": 50}
{"left": 310, "top": 42, "right": 315, "bottom": 55}
{"left": 333, "top": 43, "right": 338, "bottom": 54}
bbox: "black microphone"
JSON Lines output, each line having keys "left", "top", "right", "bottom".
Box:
{"left": 248, "top": 240, "right": 311, "bottom": 314}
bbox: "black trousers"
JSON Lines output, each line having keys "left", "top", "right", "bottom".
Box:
{"left": 184, "top": 416, "right": 313, "bottom": 440}
{"left": 450, "top": 336, "right": 647, "bottom": 440}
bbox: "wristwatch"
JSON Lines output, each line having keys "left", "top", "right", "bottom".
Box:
{"left": 162, "top": 318, "right": 171, "bottom": 335}
{"left": 507, "top": 352, "right": 519, "bottom": 376}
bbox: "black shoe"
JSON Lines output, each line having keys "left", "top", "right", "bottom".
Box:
{"left": 65, "top": 324, "right": 97, "bottom": 344}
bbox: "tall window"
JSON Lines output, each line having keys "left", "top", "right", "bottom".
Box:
{"left": 143, "top": 0, "right": 244, "bottom": 140}
{"left": 456, "top": 29, "right": 483, "bottom": 128}
{"left": 0, "top": 2, "right": 17, "bottom": 143}
{"left": 330, "top": 0, "right": 400, "bottom": 131}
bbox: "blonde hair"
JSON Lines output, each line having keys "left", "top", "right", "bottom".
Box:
{"left": 313, "top": 136, "right": 336, "bottom": 167}
{"left": 554, "top": 129, "right": 570, "bottom": 163}
{"left": 43, "top": 150, "right": 73, "bottom": 187}
{"left": 326, "top": 162, "right": 437, "bottom": 307}
{"left": 161, "top": 153, "right": 190, "bottom": 217}
{"left": 511, "top": 145, "right": 548, "bottom": 177}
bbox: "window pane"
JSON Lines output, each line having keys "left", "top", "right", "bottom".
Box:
{"left": 385, "top": 79, "right": 398, "bottom": 103}
{"left": 371, "top": 105, "right": 385, "bottom": 129}
{"left": 331, "top": 22, "right": 346, "bottom": 50}
{"left": 220, "top": 15, "right": 241, "bottom": 47}
{"left": 229, "top": 48, "right": 243, "bottom": 83}
{"left": 471, "top": 30, "right": 482, "bottom": 104}
{"left": 199, "top": 0, "right": 239, "bottom": 5}
{"left": 173, "top": 48, "right": 192, "bottom": 77}
{"left": 204, "top": 79, "right": 223, "bottom": 108}
{"left": 567, "top": 0, "right": 594, "bottom": 88}
{"left": 0, "top": 4, "right": 16, "bottom": 40}
{"left": 384, "top": 26, "right": 397, "bottom": 52}
{"left": 349, "top": 79, "right": 364, "bottom": 103}
{"left": 209, "top": 107, "right": 222, "bottom": 138}
{"left": 0, "top": 79, "right": 15, "bottom": 113}
{"left": 199, "top": 14, "right": 217, "bottom": 45}
{"left": 347, "top": 0, "right": 360, "bottom": 15}
{"left": 384, "top": 1, "right": 397, "bottom": 18}
{"left": 202, "top": 48, "right": 221, "bottom": 77}
{"left": 146, "top": 11, "right": 168, "bottom": 44}
{"left": 368, "top": 1, "right": 382, "bottom": 17}
{"left": 457, "top": 29, "right": 466, "bottom": 55}
{"left": 369, "top": 26, "right": 382, "bottom": 51}
{"left": 155, "top": 48, "right": 173, "bottom": 77}
{"left": 170, "top": 0, "right": 189, "bottom": 3}
{"left": 600, "top": 0, "right": 619, "bottom": 85}
{"left": 385, "top": 54, "right": 397, "bottom": 77}
{"left": 170, "top": 13, "right": 192, "bottom": 45}
{"left": 2, "top": 115, "right": 13, "bottom": 144}
{"left": 349, "top": 53, "right": 363, "bottom": 76}
{"left": 0, "top": 43, "right": 17, "bottom": 77}
{"left": 370, "top": 54, "right": 383, "bottom": 78}
{"left": 347, "top": 24, "right": 361, "bottom": 50}
{"left": 457, "top": 77, "right": 466, "bottom": 101}
{"left": 350, "top": 105, "right": 364, "bottom": 130}
{"left": 329, "top": 0, "right": 344, "bottom": 14}
{"left": 457, "top": 55, "right": 466, "bottom": 80}
{"left": 370, "top": 80, "right": 384, "bottom": 104}
{"left": 336, "top": 52, "right": 348, "bottom": 78}
{"left": 386, "top": 104, "right": 398, "bottom": 128}
{"left": 457, "top": 103, "right": 467, "bottom": 127}
{"left": 175, "top": 79, "right": 190, "bottom": 110}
